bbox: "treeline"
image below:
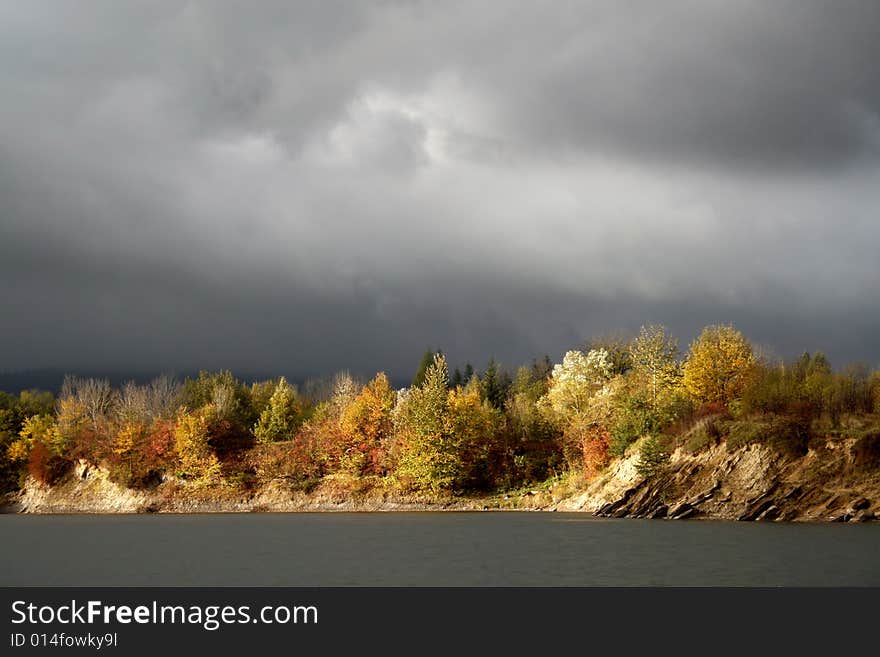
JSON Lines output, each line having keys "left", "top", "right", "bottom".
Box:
{"left": 2, "top": 324, "right": 879, "bottom": 496}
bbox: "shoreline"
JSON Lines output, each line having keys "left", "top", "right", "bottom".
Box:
{"left": 4, "top": 435, "right": 877, "bottom": 522}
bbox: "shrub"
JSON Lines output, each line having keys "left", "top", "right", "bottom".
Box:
{"left": 609, "top": 393, "right": 656, "bottom": 456}
{"left": 851, "top": 433, "right": 880, "bottom": 472}
{"left": 635, "top": 435, "right": 670, "bottom": 477}
{"left": 765, "top": 416, "right": 811, "bottom": 457}
{"left": 683, "top": 417, "right": 722, "bottom": 454}
{"left": 725, "top": 419, "right": 769, "bottom": 451}
{"left": 581, "top": 425, "right": 611, "bottom": 478}
{"left": 27, "top": 441, "right": 70, "bottom": 485}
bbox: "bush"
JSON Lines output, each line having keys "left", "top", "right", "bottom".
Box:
{"left": 609, "top": 394, "right": 656, "bottom": 456}
{"left": 635, "top": 435, "right": 670, "bottom": 477}
{"left": 683, "top": 417, "right": 722, "bottom": 454}
{"left": 725, "top": 415, "right": 811, "bottom": 457}
{"left": 27, "top": 441, "right": 70, "bottom": 485}
{"left": 765, "top": 416, "right": 811, "bottom": 457}
{"left": 851, "top": 433, "right": 880, "bottom": 471}
{"left": 581, "top": 425, "right": 611, "bottom": 478}
{"left": 725, "top": 419, "right": 769, "bottom": 451}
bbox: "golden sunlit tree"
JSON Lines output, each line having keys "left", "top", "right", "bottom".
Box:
{"left": 683, "top": 324, "right": 754, "bottom": 404}
{"left": 174, "top": 408, "right": 221, "bottom": 482}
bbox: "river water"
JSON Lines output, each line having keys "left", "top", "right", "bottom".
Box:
{"left": 2, "top": 512, "right": 878, "bottom": 586}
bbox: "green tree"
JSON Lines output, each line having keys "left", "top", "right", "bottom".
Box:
{"left": 635, "top": 434, "right": 670, "bottom": 477}
{"left": 480, "top": 358, "right": 510, "bottom": 409}
{"left": 395, "top": 354, "right": 456, "bottom": 492}
{"left": 412, "top": 349, "right": 440, "bottom": 388}
{"left": 531, "top": 355, "right": 553, "bottom": 381}
{"left": 253, "top": 377, "right": 300, "bottom": 444}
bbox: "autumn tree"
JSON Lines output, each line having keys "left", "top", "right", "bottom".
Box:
{"left": 8, "top": 414, "right": 69, "bottom": 484}
{"left": 61, "top": 376, "right": 117, "bottom": 433}
{"left": 145, "top": 375, "right": 182, "bottom": 420}
{"left": 683, "top": 325, "right": 754, "bottom": 404}
{"left": 111, "top": 422, "right": 144, "bottom": 482}
{"left": 443, "top": 379, "right": 504, "bottom": 489}
{"left": 585, "top": 334, "right": 633, "bottom": 376}
{"left": 541, "top": 349, "right": 614, "bottom": 476}
{"left": 543, "top": 349, "right": 613, "bottom": 419}
{"left": 338, "top": 372, "right": 395, "bottom": 475}
{"left": 327, "top": 372, "right": 360, "bottom": 419}
{"left": 174, "top": 408, "right": 221, "bottom": 482}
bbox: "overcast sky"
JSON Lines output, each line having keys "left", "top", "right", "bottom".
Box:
{"left": 1, "top": 1, "right": 879, "bottom": 380}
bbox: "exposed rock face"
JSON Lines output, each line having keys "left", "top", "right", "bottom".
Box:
{"left": 11, "top": 461, "right": 152, "bottom": 513}
{"left": 565, "top": 436, "right": 879, "bottom": 522}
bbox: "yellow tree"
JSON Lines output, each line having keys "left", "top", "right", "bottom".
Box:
{"left": 340, "top": 373, "right": 395, "bottom": 443}
{"left": 174, "top": 408, "right": 221, "bottom": 482}
{"left": 443, "top": 380, "right": 503, "bottom": 489}
{"left": 112, "top": 422, "right": 144, "bottom": 479}
{"left": 683, "top": 325, "right": 754, "bottom": 404}
{"left": 338, "top": 372, "right": 395, "bottom": 474}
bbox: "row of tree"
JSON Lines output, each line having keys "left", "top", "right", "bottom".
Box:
{"left": 2, "top": 324, "right": 878, "bottom": 495}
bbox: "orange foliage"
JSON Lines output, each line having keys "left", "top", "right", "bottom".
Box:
{"left": 27, "top": 441, "right": 69, "bottom": 485}
{"left": 582, "top": 425, "right": 611, "bottom": 478}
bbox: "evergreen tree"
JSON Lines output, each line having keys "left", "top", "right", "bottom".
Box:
{"left": 480, "top": 359, "right": 503, "bottom": 409}
{"left": 395, "top": 354, "right": 455, "bottom": 492}
{"left": 635, "top": 435, "right": 670, "bottom": 477}
{"left": 531, "top": 355, "right": 553, "bottom": 381}
{"left": 253, "top": 377, "right": 299, "bottom": 443}
{"left": 412, "top": 349, "right": 439, "bottom": 388}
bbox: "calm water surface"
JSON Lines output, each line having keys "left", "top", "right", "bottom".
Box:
{"left": 2, "top": 512, "right": 878, "bottom": 586}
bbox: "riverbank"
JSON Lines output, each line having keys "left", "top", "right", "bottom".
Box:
{"left": 4, "top": 433, "right": 877, "bottom": 521}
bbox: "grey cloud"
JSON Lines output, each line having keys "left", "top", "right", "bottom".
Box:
{"left": 1, "top": 1, "right": 879, "bottom": 382}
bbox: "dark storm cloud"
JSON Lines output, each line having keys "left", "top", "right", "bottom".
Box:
{"left": 1, "top": 1, "right": 879, "bottom": 381}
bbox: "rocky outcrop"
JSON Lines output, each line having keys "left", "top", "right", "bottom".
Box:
{"left": 11, "top": 461, "right": 153, "bottom": 513}
{"left": 570, "top": 436, "right": 879, "bottom": 522}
